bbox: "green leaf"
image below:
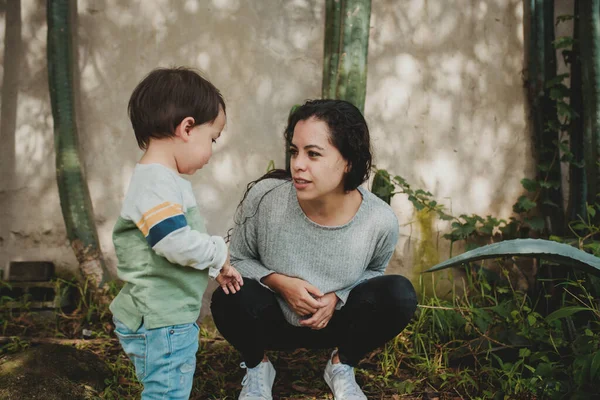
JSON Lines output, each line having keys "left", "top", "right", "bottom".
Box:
{"left": 393, "top": 175, "right": 407, "bottom": 186}
{"left": 545, "top": 119, "right": 562, "bottom": 132}
{"left": 424, "top": 239, "right": 600, "bottom": 278}
{"left": 545, "top": 73, "right": 569, "bottom": 87}
{"left": 537, "top": 162, "right": 552, "bottom": 172}
{"left": 543, "top": 199, "right": 560, "bottom": 208}
{"left": 549, "top": 84, "right": 570, "bottom": 100}
{"left": 519, "top": 348, "right": 532, "bottom": 358}
{"left": 588, "top": 205, "right": 597, "bottom": 218}
{"left": 266, "top": 160, "right": 275, "bottom": 172}
{"left": 521, "top": 178, "right": 539, "bottom": 192}
{"left": 556, "top": 15, "right": 574, "bottom": 25}
{"left": 583, "top": 242, "right": 600, "bottom": 256}
{"left": 534, "top": 363, "right": 553, "bottom": 378}
{"left": 591, "top": 351, "right": 600, "bottom": 380}
{"left": 557, "top": 101, "right": 577, "bottom": 119}
{"left": 545, "top": 306, "right": 590, "bottom": 322}
{"left": 371, "top": 169, "right": 395, "bottom": 204}
{"left": 539, "top": 180, "right": 561, "bottom": 189}
{"left": 513, "top": 196, "right": 537, "bottom": 213}
{"left": 439, "top": 212, "right": 454, "bottom": 221}
{"left": 525, "top": 217, "right": 546, "bottom": 231}
{"left": 553, "top": 36, "right": 574, "bottom": 50}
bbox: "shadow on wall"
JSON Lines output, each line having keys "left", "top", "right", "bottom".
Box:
{"left": 74, "top": 0, "right": 326, "bottom": 274}
{"left": 0, "top": 0, "right": 67, "bottom": 276}
{"left": 1, "top": 0, "right": 531, "bottom": 283}
{"left": 368, "top": 0, "right": 529, "bottom": 219}
{"left": 365, "top": 0, "right": 530, "bottom": 275}
{"left": 0, "top": 0, "right": 324, "bottom": 276}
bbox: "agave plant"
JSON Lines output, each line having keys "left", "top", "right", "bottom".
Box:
{"left": 424, "top": 238, "right": 600, "bottom": 277}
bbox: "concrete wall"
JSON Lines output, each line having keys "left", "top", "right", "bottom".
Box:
{"left": 0, "top": 0, "right": 530, "bottom": 289}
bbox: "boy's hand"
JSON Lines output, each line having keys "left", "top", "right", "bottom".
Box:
{"left": 216, "top": 264, "right": 243, "bottom": 295}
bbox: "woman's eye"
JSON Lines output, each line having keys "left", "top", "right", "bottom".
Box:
{"left": 308, "top": 151, "right": 321, "bottom": 158}
{"left": 289, "top": 148, "right": 298, "bottom": 155}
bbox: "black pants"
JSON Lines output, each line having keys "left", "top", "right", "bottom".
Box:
{"left": 211, "top": 275, "right": 417, "bottom": 368}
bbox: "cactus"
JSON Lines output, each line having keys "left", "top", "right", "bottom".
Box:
{"left": 567, "top": 1, "right": 587, "bottom": 223}
{"left": 527, "top": 0, "right": 565, "bottom": 234}
{"left": 47, "top": 0, "right": 108, "bottom": 290}
{"left": 580, "top": 0, "right": 600, "bottom": 215}
{"left": 322, "top": 0, "right": 371, "bottom": 113}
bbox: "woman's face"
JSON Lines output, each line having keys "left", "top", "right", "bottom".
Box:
{"left": 289, "top": 117, "right": 349, "bottom": 202}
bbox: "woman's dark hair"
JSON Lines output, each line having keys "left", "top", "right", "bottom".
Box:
{"left": 128, "top": 67, "right": 226, "bottom": 150}
{"left": 284, "top": 99, "right": 372, "bottom": 191}
{"left": 230, "top": 99, "right": 372, "bottom": 234}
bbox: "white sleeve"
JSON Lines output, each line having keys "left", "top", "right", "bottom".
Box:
{"left": 123, "top": 170, "right": 228, "bottom": 278}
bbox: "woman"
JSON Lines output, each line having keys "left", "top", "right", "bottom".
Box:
{"left": 211, "top": 99, "right": 417, "bottom": 400}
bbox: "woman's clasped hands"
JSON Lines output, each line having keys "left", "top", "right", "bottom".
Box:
{"left": 262, "top": 274, "right": 337, "bottom": 330}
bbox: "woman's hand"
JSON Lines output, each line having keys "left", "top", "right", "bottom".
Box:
{"left": 299, "top": 292, "right": 338, "bottom": 330}
{"left": 262, "top": 274, "right": 323, "bottom": 316}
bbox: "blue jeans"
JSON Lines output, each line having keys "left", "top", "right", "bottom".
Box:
{"left": 113, "top": 317, "right": 199, "bottom": 400}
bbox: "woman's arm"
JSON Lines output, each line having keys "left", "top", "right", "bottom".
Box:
{"left": 229, "top": 183, "right": 275, "bottom": 282}
{"left": 262, "top": 273, "right": 323, "bottom": 316}
{"left": 334, "top": 217, "right": 400, "bottom": 305}
{"left": 229, "top": 180, "right": 322, "bottom": 316}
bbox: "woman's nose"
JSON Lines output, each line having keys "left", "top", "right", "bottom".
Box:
{"left": 292, "top": 155, "right": 306, "bottom": 171}
{"left": 293, "top": 157, "right": 306, "bottom": 171}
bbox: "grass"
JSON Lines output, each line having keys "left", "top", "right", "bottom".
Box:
{"left": 0, "top": 278, "right": 429, "bottom": 399}
{"left": 3, "top": 268, "right": 598, "bottom": 399}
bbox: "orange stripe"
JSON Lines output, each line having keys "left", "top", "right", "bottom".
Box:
{"left": 136, "top": 203, "right": 183, "bottom": 236}
{"left": 138, "top": 202, "right": 170, "bottom": 222}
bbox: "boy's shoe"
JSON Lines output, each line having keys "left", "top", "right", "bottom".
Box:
{"left": 239, "top": 360, "right": 276, "bottom": 400}
{"left": 323, "top": 351, "right": 367, "bottom": 400}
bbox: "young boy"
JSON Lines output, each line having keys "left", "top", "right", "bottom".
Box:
{"left": 110, "top": 67, "right": 243, "bottom": 399}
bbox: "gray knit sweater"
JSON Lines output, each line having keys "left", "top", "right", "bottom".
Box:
{"left": 229, "top": 178, "right": 400, "bottom": 326}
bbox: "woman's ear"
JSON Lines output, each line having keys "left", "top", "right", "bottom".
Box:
{"left": 174, "top": 117, "right": 195, "bottom": 142}
{"left": 344, "top": 161, "right": 352, "bottom": 174}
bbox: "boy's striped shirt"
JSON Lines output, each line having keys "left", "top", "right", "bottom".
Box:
{"left": 136, "top": 201, "right": 186, "bottom": 247}
{"left": 118, "top": 163, "right": 227, "bottom": 277}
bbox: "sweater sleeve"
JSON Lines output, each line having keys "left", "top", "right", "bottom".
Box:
{"left": 334, "top": 211, "right": 400, "bottom": 305}
{"left": 229, "top": 181, "right": 276, "bottom": 285}
{"left": 123, "top": 169, "right": 228, "bottom": 279}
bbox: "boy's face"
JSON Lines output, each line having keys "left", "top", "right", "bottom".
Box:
{"left": 177, "top": 108, "right": 226, "bottom": 175}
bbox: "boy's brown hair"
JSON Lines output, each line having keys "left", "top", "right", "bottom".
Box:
{"left": 128, "top": 67, "right": 225, "bottom": 150}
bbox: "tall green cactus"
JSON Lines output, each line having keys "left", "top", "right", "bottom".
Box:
{"left": 580, "top": 0, "right": 600, "bottom": 217}
{"left": 527, "top": 0, "right": 565, "bottom": 234}
{"left": 322, "top": 0, "right": 371, "bottom": 113}
{"left": 567, "top": 1, "right": 587, "bottom": 223}
{"left": 47, "top": 0, "right": 108, "bottom": 289}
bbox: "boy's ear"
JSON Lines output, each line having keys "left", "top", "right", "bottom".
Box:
{"left": 175, "top": 117, "right": 196, "bottom": 142}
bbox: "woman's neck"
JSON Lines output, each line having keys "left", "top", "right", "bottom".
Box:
{"left": 298, "top": 189, "right": 363, "bottom": 226}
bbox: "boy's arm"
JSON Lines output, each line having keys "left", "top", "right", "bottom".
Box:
{"left": 126, "top": 173, "right": 227, "bottom": 279}
{"left": 151, "top": 221, "right": 228, "bottom": 279}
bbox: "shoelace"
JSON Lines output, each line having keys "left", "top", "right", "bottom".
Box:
{"left": 332, "top": 364, "right": 362, "bottom": 396}
{"left": 240, "top": 362, "right": 267, "bottom": 397}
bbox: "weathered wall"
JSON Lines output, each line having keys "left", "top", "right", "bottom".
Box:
{"left": 0, "top": 0, "right": 531, "bottom": 297}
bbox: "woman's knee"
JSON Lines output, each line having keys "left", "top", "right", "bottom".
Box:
{"left": 210, "top": 278, "right": 274, "bottom": 319}
{"left": 354, "top": 275, "right": 417, "bottom": 313}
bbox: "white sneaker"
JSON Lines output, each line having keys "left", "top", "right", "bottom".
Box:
{"left": 323, "top": 351, "right": 367, "bottom": 400}
{"left": 238, "top": 359, "right": 276, "bottom": 400}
